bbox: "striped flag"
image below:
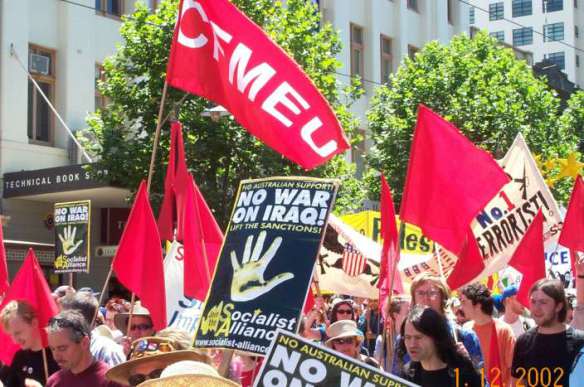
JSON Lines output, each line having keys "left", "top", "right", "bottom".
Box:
{"left": 342, "top": 243, "right": 367, "bottom": 277}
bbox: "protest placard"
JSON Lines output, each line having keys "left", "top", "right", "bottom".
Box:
{"left": 194, "top": 177, "right": 338, "bottom": 355}
{"left": 254, "top": 330, "right": 418, "bottom": 387}
{"left": 53, "top": 200, "right": 91, "bottom": 273}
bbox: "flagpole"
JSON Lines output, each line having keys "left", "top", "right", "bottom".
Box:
{"left": 91, "top": 81, "right": 169, "bottom": 329}
{"left": 42, "top": 347, "right": 49, "bottom": 381}
{"left": 92, "top": 266, "right": 113, "bottom": 328}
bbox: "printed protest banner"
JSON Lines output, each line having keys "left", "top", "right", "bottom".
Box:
{"left": 194, "top": 177, "right": 338, "bottom": 355}
{"left": 54, "top": 200, "right": 91, "bottom": 273}
{"left": 164, "top": 241, "right": 203, "bottom": 336}
{"left": 254, "top": 329, "right": 418, "bottom": 387}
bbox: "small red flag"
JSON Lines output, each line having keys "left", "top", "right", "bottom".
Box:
{"left": 166, "top": 0, "right": 349, "bottom": 169}
{"left": 447, "top": 228, "right": 486, "bottom": 290}
{"left": 400, "top": 105, "right": 509, "bottom": 255}
{"left": 379, "top": 175, "right": 404, "bottom": 310}
{"left": 178, "top": 175, "right": 223, "bottom": 301}
{"left": 0, "top": 249, "right": 58, "bottom": 364}
{"left": 113, "top": 181, "right": 166, "bottom": 330}
{"left": 508, "top": 210, "right": 546, "bottom": 308}
{"left": 0, "top": 221, "right": 9, "bottom": 296}
{"left": 559, "top": 176, "right": 584, "bottom": 252}
{"left": 158, "top": 121, "right": 187, "bottom": 241}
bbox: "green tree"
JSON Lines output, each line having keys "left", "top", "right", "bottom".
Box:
{"left": 366, "top": 32, "right": 580, "bottom": 206}
{"left": 82, "top": 0, "right": 364, "bottom": 226}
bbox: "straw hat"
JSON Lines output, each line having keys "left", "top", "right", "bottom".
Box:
{"left": 138, "top": 361, "right": 240, "bottom": 387}
{"left": 325, "top": 320, "right": 364, "bottom": 346}
{"left": 114, "top": 301, "right": 152, "bottom": 332}
{"left": 106, "top": 337, "right": 210, "bottom": 385}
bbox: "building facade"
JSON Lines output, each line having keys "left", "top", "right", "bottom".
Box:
{"left": 317, "top": 0, "right": 469, "bottom": 173}
{"left": 469, "top": 0, "right": 584, "bottom": 88}
{"left": 0, "top": 0, "right": 148, "bottom": 290}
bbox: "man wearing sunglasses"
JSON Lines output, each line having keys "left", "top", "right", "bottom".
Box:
{"left": 45, "top": 310, "right": 123, "bottom": 387}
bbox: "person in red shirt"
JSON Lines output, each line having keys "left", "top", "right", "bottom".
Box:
{"left": 44, "top": 310, "right": 122, "bottom": 387}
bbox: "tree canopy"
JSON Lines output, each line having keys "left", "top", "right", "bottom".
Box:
{"left": 82, "top": 0, "right": 364, "bottom": 226}
{"left": 366, "top": 31, "right": 581, "bottom": 205}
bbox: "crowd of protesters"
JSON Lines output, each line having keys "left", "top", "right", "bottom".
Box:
{"left": 0, "top": 259, "right": 583, "bottom": 387}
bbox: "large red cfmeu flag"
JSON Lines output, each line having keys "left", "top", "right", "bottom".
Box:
{"left": 0, "top": 221, "right": 9, "bottom": 296}
{"left": 400, "top": 105, "right": 509, "bottom": 289}
{"left": 113, "top": 181, "right": 166, "bottom": 330}
{"left": 0, "top": 249, "right": 58, "bottom": 364}
{"left": 166, "top": 0, "right": 349, "bottom": 169}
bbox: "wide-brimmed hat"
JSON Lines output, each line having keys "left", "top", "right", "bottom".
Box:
{"left": 325, "top": 320, "right": 363, "bottom": 346}
{"left": 106, "top": 337, "right": 210, "bottom": 385}
{"left": 137, "top": 361, "right": 239, "bottom": 387}
{"left": 114, "top": 301, "right": 152, "bottom": 332}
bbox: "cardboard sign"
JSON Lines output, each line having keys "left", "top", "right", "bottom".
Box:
{"left": 54, "top": 200, "right": 91, "bottom": 273}
{"left": 194, "top": 177, "right": 338, "bottom": 354}
{"left": 254, "top": 330, "right": 418, "bottom": 387}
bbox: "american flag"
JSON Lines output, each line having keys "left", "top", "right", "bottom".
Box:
{"left": 342, "top": 243, "right": 366, "bottom": 277}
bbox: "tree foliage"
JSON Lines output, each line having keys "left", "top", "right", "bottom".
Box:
{"left": 366, "top": 32, "right": 580, "bottom": 206}
{"left": 81, "top": 0, "right": 364, "bottom": 226}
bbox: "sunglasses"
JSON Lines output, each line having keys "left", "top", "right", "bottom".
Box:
{"left": 128, "top": 368, "right": 163, "bottom": 386}
{"left": 337, "top": 309, "right": 353, "bottom": 315}
{"left": 333, "top": 337, "right": 356, "bottom": 345}
{"left": 130, "top": 323, "right": 153, "bottom": 331}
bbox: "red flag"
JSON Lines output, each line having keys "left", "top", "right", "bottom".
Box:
{"left": 379, "top": 175, "right": 404, "bottom": 310}
{"left": 158, "top": 121, "right": 188, "bottom": 241}
{"left": 113, "top": 181, "right": 166, "bottom": 330}
{"left": 0, "top": 249, "right": 58, "bottom": 364}
{"left": 508, "top": 210, "right": 546, "bottom": 308}
{"left": 447, "top": 228, "right": 486, "bottom": 290}
{"left": 176, "top": 174, "right": 223, "bottom": 301}
{"left": 0, "top": 221, "right": 9, "bottom": 296}
{"left": 559, "top": 175, "right": 584, "bottom": 252}
{"left": 166, "top": 0, "right": 349, "bottom": 169}
{"left": 400, "top": 105, "right": 509, "bottom": 255}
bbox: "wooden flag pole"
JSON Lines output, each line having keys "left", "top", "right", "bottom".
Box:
{"left": 42, "top": 347, "right": 50, "bottom": 381}
{"left": 92, "top": 266, "right": 113, "bottom": 329}
{"left": 91, "top": 81, "right": 169, "bottom": 330}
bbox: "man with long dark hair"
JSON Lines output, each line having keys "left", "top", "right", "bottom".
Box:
{"left": 511, "top": 279, "right": 584, "bottom": 387}
{"left": 399, "top": 306, "right": 482, "bottom": 387}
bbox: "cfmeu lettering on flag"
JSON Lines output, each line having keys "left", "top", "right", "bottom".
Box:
{"left": 167, "top": 0, "right": 350, "bottom": 169}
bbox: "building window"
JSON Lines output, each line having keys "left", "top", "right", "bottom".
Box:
{"left": 408, "top": 45, "right": 419, "bottom": 60}
{"left": 543, "top": 0, "right": 563, "bottom": 12}
{"left": 95, "top": 0, "right": 124, "bottom": 17}
{"left": 380, "top": 35, "right": 392, "bottom": 83}
{"left": 576, "top": 25, "right": 580, "bottom": 38}
{"left": 577, "top": 55, "right": 580, "bottom": 67}
{"left": 350, "top": 23, "right": 364, "bottom": 79}
{"left": 95, "top": 63, "right": 109, "bottom": 111}
{"left": 489, "top": 2, "right": 504, "bottom": 20}
{"left": 576, "top": 0, "right": 578, "bottom": 8}
{"left": 490, "top": 31, "right": 505, "bottom": 42}
{"left": 512, "top": 0, "right": 532, "bottom": 17}
{"left": 545, "top": 51, "right": 565, "bottom": 70}
{"left": 28, "top": 45, "right": 55, "bottom": 145}
{"left": 448, "top": 0, "right": 453, "bottom": 24}
{"left": 544, "top": 22, "right": 564, "bottom": 41}
{"left": 407, "top": 0, "right": 418, "bottom": 11}
{"left": 513, "top": 27, "right": 533, "bottom": 46}
{"left": 469, "top": 7, "right": 475, "bottom": 24}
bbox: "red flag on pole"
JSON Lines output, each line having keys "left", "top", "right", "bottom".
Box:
{"left": 379, "top": 174, "right": 404, "bottom": 310}
{"left": 447, "top": 227, "right": 486, "bottom": 290}
{"left": 166, "top": 0, "right": 349, "bottom": 169}
{"left": 559, "top": 175, "right": 584, "bottom": 252}
{"left": 158, "top": 121, "right": 187, "bottom": 241}
{"left": 113, "top": 181, "right": 167, "bottom": 330}
{"left": 0, "top": 249, "right": 58, "bottom": 364}
{"left": 508, "top": 210, "right": 546, "bottom": 308}
{"left": 177, "top": 174, "right": 223, "bottom": 301}
{"left": 400, "top": 105, "right": 509, "bottom": 255}
{"left": 0, "top": 221, "right": 9, "bottom": 296}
